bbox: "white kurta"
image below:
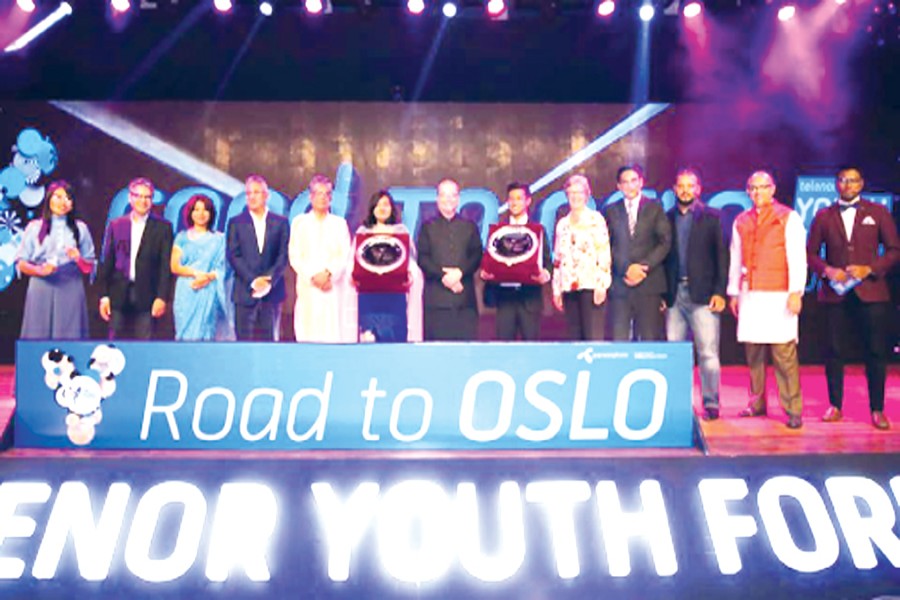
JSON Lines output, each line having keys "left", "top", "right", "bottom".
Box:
{"left": 289, "top": 212, "right": 351, "bottom": 342}
{"left": 727, "top": 210, "right": 807, "bottom": 344}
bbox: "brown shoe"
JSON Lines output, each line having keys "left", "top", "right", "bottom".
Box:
{"left": 872, "top": 411, "right": 890, "bottom": 430}
{"left": 822, "top": 406, "right": 843, "bottom": 422}
{"left": 739, "top": 404, "right": 766, "bottom": 418}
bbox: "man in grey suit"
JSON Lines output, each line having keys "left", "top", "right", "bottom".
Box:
{"left": 226, "top": 175, "right": 290, "bottom": 341}
{"left": 603, "top": 165, "right": 672, "bottom": 341}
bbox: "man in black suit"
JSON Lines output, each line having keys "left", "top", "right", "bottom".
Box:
{"left": 603, "top": 165, "right": 672, "bottom": 341}
{"left": 226, "top": 175, "right": 290, "bottom": 341}
{"left": 98, "top": 177, "right": 173, "bottom": 339}
{"left": 807, "top": 166, "right": 900, "bottom": 430}
{"left": 417, "top": 178, "right": 483, "bottom": 341}
{"left": 663, "top": 169, "right": 728, "bottom": 420}
{"left": 481, "top": 182, "right": 552, "bottom": 341}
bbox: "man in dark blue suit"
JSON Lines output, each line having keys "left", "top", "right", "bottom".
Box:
{"left": 481, "top": 182, "right": 552, "bottom": 341}
{"left": 98, "top": 177, "right": 173, "bottom": 339}
{"left": 807, "top": 166, "right": 900, "bottom": 430}
{"left": 663, "top": 169, "right": 728, "bottom": 420}
{"left": 603, "top": 165, "right": 672, "bottom": 341}
{"left": 226, "top": 175, "right": 290, "bottom": 341}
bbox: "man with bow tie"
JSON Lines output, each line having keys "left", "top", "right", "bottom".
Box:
{"left": 807, "top": 167, "right": 900, "bottom": 430}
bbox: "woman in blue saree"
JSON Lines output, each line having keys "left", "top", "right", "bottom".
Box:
{"left": 170, "top": 194, "right": 231, "bottom": 340}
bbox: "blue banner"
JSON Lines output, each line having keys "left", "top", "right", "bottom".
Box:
{"left": 0, "top": 454, "right": 897, "bottom": 598}
{"left": 15, "top": 341, "right": 694, "bottom": 450}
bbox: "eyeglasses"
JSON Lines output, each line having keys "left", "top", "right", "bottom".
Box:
{"left": 837, "top": 177, "right": 862, "bottom": 184}
{"left": 130, "top": 192, "right": 153, "bottom": 200}
{"left": 746, "top": 184, "right": 773, "bottom": 192}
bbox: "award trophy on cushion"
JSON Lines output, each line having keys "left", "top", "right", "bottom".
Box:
{"left": 480, "top": 223, "right": 543, "bottom": 283}
{"left": 352, "top": 232, "right": 410, "bottom": 292}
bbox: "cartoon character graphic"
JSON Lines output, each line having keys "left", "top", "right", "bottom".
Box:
{"left": 40, "top": 345, "right": 126, "bottom": 446}
{"left": 0, "top": 128, "right": 58, "bottom": 292}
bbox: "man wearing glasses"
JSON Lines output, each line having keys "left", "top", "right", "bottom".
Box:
{"left": 727, "top": 171, "right": 807, "bottom": 429}
{"left": 807, "top": 167, "right": 900, "bottom": 430}
{"left": 98, "top": 177, "right": 173, "bottom": 339}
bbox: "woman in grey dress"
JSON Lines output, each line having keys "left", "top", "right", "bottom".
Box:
{"left": 16, "top": 180, "right": 95, "bottom": 339}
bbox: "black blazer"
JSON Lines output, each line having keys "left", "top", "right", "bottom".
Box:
{"left": 226, "top": 210, "right": 290, "bottom": 306}
{"left": 483, "top": 215, "right": 553, "bottom": 312}
{"left": 97, "top": 214, "right": 173, "bottom": 311}
{"left": 417, "top": 215, "right": 483, "bottom": 309}
{"left": 603, "top": 196, "right": 672, "bottom": 297}
{"left": 663, "top": 203, "right": 728, "bottom": 307}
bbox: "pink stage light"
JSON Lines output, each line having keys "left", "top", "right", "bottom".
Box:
{"left": 777, "top": 4, "right": 796, "bottom": 21}
{"left": 213, "top": 0, "right": 233, "bottom": 13}
{"left": 111, "top": 0, "right": 131, "bottom": 12}
{"left": 834, "top": 0, "right": 847, "bottom": 4}
{"left": 597, "top": 0, "right": 615, "bottom": 17}
{"left": 683, "top": 1, "right": 702, "bottom": 18}
{"left": 17, "top": 0, "right": 36, "bottom": 13}
{"left": 407, "top": 0, "right": 425, "bottom": 13}
{"left": 487, "top": 0, "right": 506, "bottom": 17}
{"left": 306, "top": 0, "right": 324, "bottom": 14}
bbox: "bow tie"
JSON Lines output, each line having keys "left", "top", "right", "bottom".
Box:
{"left": 838, "top": 201, "right": 858, "bottom": 212}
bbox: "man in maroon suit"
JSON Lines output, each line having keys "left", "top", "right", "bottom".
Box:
{"left": 807, "top": 167, "right": 900, "bottom": 430}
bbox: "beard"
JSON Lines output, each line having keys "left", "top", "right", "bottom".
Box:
{"left": 676, "top": 196, "right": 695, "bottom": 207}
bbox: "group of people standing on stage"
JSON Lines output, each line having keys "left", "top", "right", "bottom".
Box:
{"left": 15, "top": 166, "right": 898, "bottom": 430}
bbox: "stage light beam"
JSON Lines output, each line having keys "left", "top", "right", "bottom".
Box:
{"left": 259, "top": 1, "right": 273, "bottom": 15}
{"left": 639, "top": 3, "right": 655, "bottom": 21}
{"left": 442, "top": 1, "right": 458, "bottom": 17}
{"left": 597, "top": 0, "right": 615, "bottom": 17}
{"left": 4, "top": 2, "right": 73, "bottom": 53}
{"left": 487, "top": 0, "right": 507, "bottom": 17}
{"left": 683, "top": 1, "right": 701, "bottom": 18}
{"left": 777, "top": 4, "right": 796, "bottom": 21}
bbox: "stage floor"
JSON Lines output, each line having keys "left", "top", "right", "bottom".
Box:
{"left": 2, "top": 363, "right": 897, "bottom": 458}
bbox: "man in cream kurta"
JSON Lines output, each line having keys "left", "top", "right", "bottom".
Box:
{"left": 728, "top": 171, "right": 808, "bottom": 429}
{"left": 289, "top": 175, "right": 351, "bottom": 342}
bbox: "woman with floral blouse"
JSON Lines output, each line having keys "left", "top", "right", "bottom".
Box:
{"left": 551, "top": 174, "right": 612, "bottom": 340}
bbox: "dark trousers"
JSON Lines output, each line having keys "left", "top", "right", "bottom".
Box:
{"left": 424, "top": 306, "right": 478, "bottom": 341}
{"left": 109, "top": 284, "right": 153, "bottom": 340}
{"left": 235, "top": 301, "right": 280, "bottom": 341}
{"left": 609, "top": 293, "right": 665, "bottom": 341}
{"left": 496, "top": 289, "right": 541, "bottom": 341}
{"left": 824, "top": 296, "right": 890, "bottom": 412}
{"left": 562, "top": 290, "right": 606, "bottom": 341}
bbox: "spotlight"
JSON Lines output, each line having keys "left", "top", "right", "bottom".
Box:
{"left": 213, "top": 0, "right": 233, "bottom": 12}
{"left": 834, "top": 0, "right": 847, "bottom": 4}
{"left": 486, "top": 0, "right": 507, "bottom": 17}
{"left": 17, "top": 0, "right": 36, "bottom": 13}
{"left": 442, "top": 0, "right": 458, "bottom": 17}
{"left": 407, "top": 0, "right": 425, "bottom": 13}
{"left": 596, "top": 0, "right": 615, "bottom": 16}
{"left": 682, "top": 1, "right": 701, "bottom": 17}
{"left": 111, "top": 0, "right": 131, "bottom": 12}
{"left": 5, "top": 1, "right": 73, "bottom": 53}
{"left": 777, "top": 4, "right": 795, "bottom": 21}
{"left": 306, "top": 0, "right": 323, "bottom": 14}
{"left": 639, "top": 3, "right": 655, "bottom": 21}
{"left": 259, "top": 1, "right": 273, "bottom": 15}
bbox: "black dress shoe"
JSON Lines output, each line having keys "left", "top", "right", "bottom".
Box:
{"left": 822, "top": 406, "right": 843, "bottom": 422}
{"left": 787, "top": 414, "right": 803, "bottom": 429}
{"left": 872, "top": 411, "right": 891, "bottom": 430}
{"left": 704, "top": 407, "right": 720, "bottom": 421}
{"left": 739, "top": 405, "right": 766, "bottom": 418}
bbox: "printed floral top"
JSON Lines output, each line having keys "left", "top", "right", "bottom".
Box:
{"left": 551, "top": 209, "right": 612, "bottom": 297}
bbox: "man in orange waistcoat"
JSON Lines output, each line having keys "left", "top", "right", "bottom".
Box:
{"left": 727, "top": 171, "right": 808, "bottom": 429}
